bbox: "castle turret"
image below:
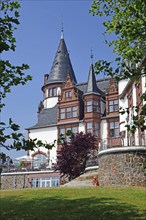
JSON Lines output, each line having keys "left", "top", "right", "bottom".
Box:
{"left": 42, "top": 34, "right": 77, "bottom": 109}
{"left": 84, "top": 64, "right": 102, "bottom": 140}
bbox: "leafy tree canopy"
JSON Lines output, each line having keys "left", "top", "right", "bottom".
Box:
{"left": 0, "top": 1, "right": 53, "bottom": 160}
{"left": 90, "top": 0, "right": 146, "bottom": 79}
{"left": 90, "top": 0, "right": 146, "bottom": 133}
{"left": 56, "top": 132, "right": 98, "bottom": 181}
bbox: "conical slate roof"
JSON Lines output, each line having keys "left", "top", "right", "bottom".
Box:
{"left": 85, "top": 64, "right": 102, "bottom": 95}
{"left": 46, "top": 38, "right": 77, "bottom": 85}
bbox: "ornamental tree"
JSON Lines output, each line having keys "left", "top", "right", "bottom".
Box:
{"left": 90, "top": 0, "right": 146, "bottom": 133}
{"left": 56, "top": 132, "right": 98, "bottom": 181}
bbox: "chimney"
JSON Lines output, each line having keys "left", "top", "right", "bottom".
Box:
{"left": 44, "top": 74, "right": 49, "bottom": 85}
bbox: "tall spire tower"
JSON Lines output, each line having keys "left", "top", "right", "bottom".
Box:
{"left": 44, "top": 32, "right": 77, "bottom": 85}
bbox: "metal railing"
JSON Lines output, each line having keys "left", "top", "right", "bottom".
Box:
{"left": 99, "top": 134, "right": 146, "bottom": 152}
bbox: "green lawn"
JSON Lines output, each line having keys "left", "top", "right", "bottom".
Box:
{"left": 0, "top": 187, "right": 146, "bottom": 220}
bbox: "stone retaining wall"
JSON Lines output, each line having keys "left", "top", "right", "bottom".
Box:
{"left": 1, "top": 171, "right": 60, "bottom": 190}
{"left": 1, "top": 173, "right": 30, "bottom": 190}
{"left": 98, "top": 146, "right": 146, "bottom": 187}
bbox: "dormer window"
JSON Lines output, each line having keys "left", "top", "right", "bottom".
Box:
{"left": 65, "top": 91, "right": 72, "bottom": 98}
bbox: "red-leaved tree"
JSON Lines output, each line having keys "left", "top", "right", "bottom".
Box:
{"left": 56, "top": 132, "right": 98, "bottom": 181}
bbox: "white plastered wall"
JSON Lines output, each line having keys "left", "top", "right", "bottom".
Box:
{"left": 43, "top": 97, "right": 58, "bottom": 109}
{"left": 119, "top": 96, "right": 128, "bottom": 146}
{"left": 100, "top": 120, "right": 107, "bottom": 149}
{"left": 29, "top": 126, "right": 57, "bottom": 166}
{"left": 79, "top": 122, "right": 85, "bottom": 133}
{"left": 118, "top": 79, "right": 129, "bottom": 95}
{"left": 132, "top": 84, "right": 139, "bottom": 145}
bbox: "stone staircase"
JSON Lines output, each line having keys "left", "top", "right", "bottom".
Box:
{"left": 61, "top": 166, "right": 98, "bottom": 187}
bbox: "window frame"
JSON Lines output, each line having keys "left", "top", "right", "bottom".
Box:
{"left": 60, "top": 106, "right": 78, "bottom": 119}
{"left": 65, "top": 91, "right": 72, "bottom": 98}
{"left": 59, "top": 126, "right": 78, "bottom": 142}
{"left": 60, "top": 108, "right": 65, "bottom": 119}
{"left": 109, "top": 99, "right": 118, "bottom": 112}
{"left": 86, "top": 100, "right": 99, "bottom": 113}
{"left": 48, "top": 87, "right": 57, "bottom": 97}
{"left": 109, "top": 121, "right": 119, "bottom": 137}
{"left": 86, "top": 122, "right": 99, "bottom": 137}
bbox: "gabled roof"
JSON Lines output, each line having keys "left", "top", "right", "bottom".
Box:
{"left": 76, "top": 77, "right": 110, "bottom": 95}
{"left": 84, "top": 64, "right": 105, "bottom": 96}
{"left": 46, "top": 38, "right": 77, "bottom": 85}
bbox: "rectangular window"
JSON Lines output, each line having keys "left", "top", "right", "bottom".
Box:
{"left": 49, "top": 88, "right": 53, "bottom": 97}
{"left": 86, "top": 100, "right": 98, "bottom": 112}
{"left": 53, "top": 88, "right": 57, "bottom": 96}
{"left": 93, "top": 101, "right": 98, "bottom": 112}
{"left": 86, "top": 101, "right": 92, "bottom": 112}
{"left": 60, "top": 106, "right": 78, "bottom": 119}
{"left": 109, "top": 100, "right": 118, "bottom": 112}
{"left": 66, "top": 107, "right": 71, "bottom": 118}
{"left": 72, "top": 106, "right": 77, "bottom": 117}
{"left": 109, "top": 121, "right": 119, "bottom": 137}
{"left": 60, "top": 128, "right": 65, "bottom": 135}
{"left": 72, "top": 127, "right": 78, "bottom": 133}
{"left": 59, "top": 126, "right": 78, "bottom": 142}
{"left": 59, "top": 128, "right": 65, "bottom": 143}
{"left": 65, "top": 91, "right": 71, "bottom": 98}
{"left": 93, "top": 122, "right": 98, "bottom": 137}
{"left": 87, "top": 122, "right": 92, "bottom": 133}
{"left": 86, "top": 122, "right": 98, "bottom": 136}
{"left": 48, "top": 88, "right": 57, "bottom": 97}
{"left": 60, "top": 108, "right": 65, "bottom": 119}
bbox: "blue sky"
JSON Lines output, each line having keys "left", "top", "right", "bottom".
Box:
{"left": 2, "top": 0, "right": 116, "bottom": 158}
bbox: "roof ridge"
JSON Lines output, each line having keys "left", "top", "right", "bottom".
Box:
{"left": 76, "top": 77, "right": 111, "bottom": 86}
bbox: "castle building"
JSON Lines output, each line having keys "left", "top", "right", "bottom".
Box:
{"left": 27, "top": 33, "right": 146, "bottom": 169}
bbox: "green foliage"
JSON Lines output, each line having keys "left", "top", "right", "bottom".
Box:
{"left": 0, "top": 0, "right": 32, "bottom": 105}
{"left": 143, "top": 161, "right": 146, "bottom": 169}
{"left": 0, "top": 1, "right": 53, "bottom": 159}
{"left": 90, "top": 0, "right": 146, "bottom": 64}
{"left": 90, "top": 0, "right": 146, "bottom": 133}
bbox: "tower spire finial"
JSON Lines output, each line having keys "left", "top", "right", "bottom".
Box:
{"left": 90, "top": 48, "right": 93, "bottom": 64}
{"left": 61, "top": 16, "right": 64, "bottom": 39}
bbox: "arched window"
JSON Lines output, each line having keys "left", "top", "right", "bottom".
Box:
{"left": 32, "top": 153, "right": 48, "bottom": 169}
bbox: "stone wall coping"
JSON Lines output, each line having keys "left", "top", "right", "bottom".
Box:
{"left": 85, "top": 166, "right": 99, "bottom": 171}
{"left": 1, "top": 170, "right": 59, "bottom": 176}
{"left": 98, "top": 146, "right": 146, "bottom": 157}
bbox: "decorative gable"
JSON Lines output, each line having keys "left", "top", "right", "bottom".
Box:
{"left": 64, "top": 74, "right": 74, "bottom": 88}
{"left": 59, "top": 73, "right": 78, "bottom": 102}
{"left": 106, "top": 79, "right": 118, "bottom": 94}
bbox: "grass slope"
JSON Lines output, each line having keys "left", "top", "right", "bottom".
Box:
{"left": 0, "top": 187, "right": 146, "bottom": 220}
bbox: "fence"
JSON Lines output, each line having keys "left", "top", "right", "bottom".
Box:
{"left": 99, "top": 134, "right": 146, "bottom": 152}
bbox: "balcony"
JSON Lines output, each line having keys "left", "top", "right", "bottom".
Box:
{"left": 99, "top": 134, "right": 146, "bottom": 152}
